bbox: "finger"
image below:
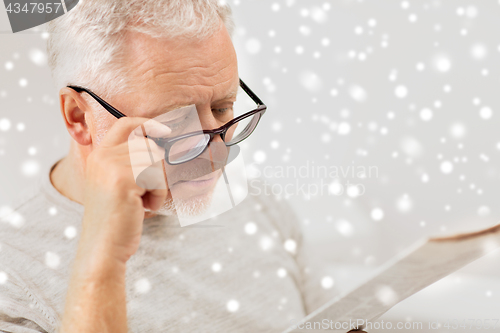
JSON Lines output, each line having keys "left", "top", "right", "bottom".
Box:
{"left": 101, "top": 117, "right": 171, "bottom": 148}
{"left": 128, "top": 137, "right": 166, "bottom": 181}
{"left": 141, "top": 160, "right": 168, "bottom": 211}
{"left": 134, "top": 160, "right": 168, "bottom": 190}
{"left": 105, "top": 141, "right": 168, "bottom": 191}
{"left": 142, "top": 188, "right": 168, "bottom": 211}
{"left": 128, "top": 135, "right": 165, "bottom": 161}
{"left": 133, "top": 119, "right": 172, "bottom": 138}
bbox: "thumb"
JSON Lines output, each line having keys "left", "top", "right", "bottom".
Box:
{"left": 141, "top": 160, "right": 169, "bottom": 211}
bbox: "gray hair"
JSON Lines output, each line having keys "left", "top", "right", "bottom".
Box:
{"left": 47, "top": 0, "right": 234, "bottom": 98}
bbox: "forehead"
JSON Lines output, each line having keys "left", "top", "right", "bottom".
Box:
{"left": 114, "top": 22, "right": 239, "bottom": 118}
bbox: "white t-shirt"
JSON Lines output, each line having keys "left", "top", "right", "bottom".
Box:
{"left": 0, "top": 161, "right": 334, "bottom": 332}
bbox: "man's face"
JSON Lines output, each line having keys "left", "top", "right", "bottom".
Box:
{"left": 90, "top": 21, "right": 239, "bottom": 216}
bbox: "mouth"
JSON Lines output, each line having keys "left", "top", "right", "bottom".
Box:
{"left": 172, "top": 174, "right": 218, "bottom": 189}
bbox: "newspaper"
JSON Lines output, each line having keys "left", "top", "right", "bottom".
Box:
{"left": 285, "top": 223, "right": 500, "bottom": 333}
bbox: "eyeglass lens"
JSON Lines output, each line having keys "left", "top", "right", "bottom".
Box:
{"left": 144, "top": 84, "right": 262, "bottom": 165}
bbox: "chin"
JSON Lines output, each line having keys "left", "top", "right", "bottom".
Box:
{"left": 150, "top": 188, "right": 215, "bottom": 217}
{"left": 147, "top": 168, "right": 222, "bottom": 218}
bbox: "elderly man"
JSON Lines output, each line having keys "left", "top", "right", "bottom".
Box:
{"left": 0, "top": 1, "right": 333, "bottom": 332}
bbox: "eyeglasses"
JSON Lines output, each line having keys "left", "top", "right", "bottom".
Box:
{"left": 68, "top": 79, "right": 267, "bottom": 165}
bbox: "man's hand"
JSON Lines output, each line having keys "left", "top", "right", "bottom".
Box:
{"left": 60, "top": 117, "right": 170, "bottom": 333}
{"left": 81, "top": 117, "right": 170, "bottom": 263}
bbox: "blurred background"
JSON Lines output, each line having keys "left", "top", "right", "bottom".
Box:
{"left": 1, "top": 0, "right": 500, "bottom": 332}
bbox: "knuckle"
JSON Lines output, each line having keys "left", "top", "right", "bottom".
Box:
{"left": 109, "top": 172, "right": 128, "bottom": 189}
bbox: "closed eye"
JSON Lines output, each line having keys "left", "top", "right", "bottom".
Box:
{"left": 213, "top": 107, "right": 231, "bottom": 114}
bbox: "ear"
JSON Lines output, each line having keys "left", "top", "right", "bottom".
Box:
{"left": 59, "top": 87, "right": 93, "bottom": 146}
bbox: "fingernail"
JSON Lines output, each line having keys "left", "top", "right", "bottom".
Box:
{"left": 134, "top": 126, "right": 145, "bottom": 136}
{"left": 147, "top": 121, "right": 171, "bottom": 137}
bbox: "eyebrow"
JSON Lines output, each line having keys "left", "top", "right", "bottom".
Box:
{"left": 220, "top": 89, "right": 238, "bottom": 100}
{"left": 149, "top": 105, "right": 192, "bottom": 120}
{"left": 151, "top": 89, "right": 239, "bottom": 118}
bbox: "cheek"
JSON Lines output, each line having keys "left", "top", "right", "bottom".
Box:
{"left": 89, "top": 110, "right": 114, "bottom": 146}
{"left": 225, "top": 123, "right": 237, "bottom": 141}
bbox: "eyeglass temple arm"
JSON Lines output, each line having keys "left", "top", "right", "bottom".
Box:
{"left": 239, "top": 79, "right": 265, "bottom": 107}
{"left": 67, "top": 86, "right": 127, "bottom": 119}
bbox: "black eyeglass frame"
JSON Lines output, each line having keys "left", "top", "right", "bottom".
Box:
{"left": 67, "top": 79, "right": 267, "bottom": 165}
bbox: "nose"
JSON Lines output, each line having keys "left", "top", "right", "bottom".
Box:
{"left": 198, "top": 107, "right": 227, "bottom": 145}
{"left": 200, "top": 110, "right": 224, "bottom": 134}
{"left": 197, "top": 112, "right": 229, "bottom": 166}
